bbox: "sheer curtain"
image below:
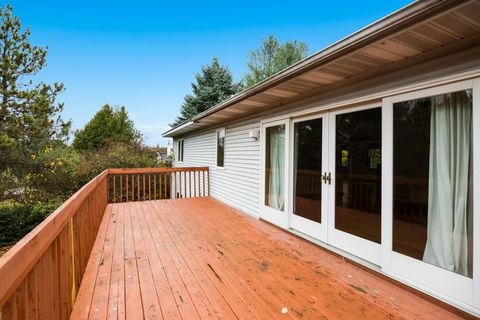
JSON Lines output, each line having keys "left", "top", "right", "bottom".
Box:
{"left": 423, "top": 91, "right": 472, "bottom": 277}
{"left": 268, "top": 127, "right": 285, "bottom": 211}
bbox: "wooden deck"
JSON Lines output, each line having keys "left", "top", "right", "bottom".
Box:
{"left": 70, "top": 198, "right": 471, "bottom": 320}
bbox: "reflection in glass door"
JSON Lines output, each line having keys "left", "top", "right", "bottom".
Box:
{"left": 328, "top": 106, "right": 382, "bottom": 264}
{"left": 392, "top": 89, "right": 473, "bottom": 277}
{"left": 291, "top": 116, "right": 327, "bottom": 241}
{"left": 384, "top": 83, "right": 476, "bottom": 307}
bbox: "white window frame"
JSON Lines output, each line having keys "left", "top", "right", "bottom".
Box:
{"left": 216, "top": 128, "right": 226, "bottom": 169}
{"left": 177, "top": 139, "right": 184, "bottom": 163}
{"left": 381, "top": 79, "right": 479, "bottom": 310}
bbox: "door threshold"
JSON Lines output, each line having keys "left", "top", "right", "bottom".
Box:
{"left": 288, "top": 227, "right": 380, "bottom": 272}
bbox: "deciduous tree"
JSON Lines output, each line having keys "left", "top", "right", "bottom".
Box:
{"left": 243, "top": 35, "right": 308, "bottom": 88}
{"left": 73, "top": 104, "right": 142, "bottom": 151}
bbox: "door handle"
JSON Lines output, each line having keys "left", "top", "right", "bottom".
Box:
{"left": 322, "top": 172, "right": 332, "bottom": 185}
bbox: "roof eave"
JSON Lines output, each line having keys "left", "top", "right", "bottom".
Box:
{"left": 162, "top": 0, "right": 465, "bottom": 138}
{"left": 162, "top": 121, "right": 195, "bottom": 138}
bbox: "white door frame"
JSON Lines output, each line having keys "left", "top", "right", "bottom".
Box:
{"left": 326, "top": 102, "right": 383, "bottom": 265}
{"left": 289, "top": 113, "right": 329, "bottom": 242}
{"left": 260, "top": 118, "right": 290, "bottom": 228}
{"left": 381, "top": 79, "right": 478, "bottom": 308}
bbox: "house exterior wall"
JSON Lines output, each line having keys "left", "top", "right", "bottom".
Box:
{"left": 172, "top": 47, "right": 480, "bottom": 219}
{"left": 173, "top": 121, "right": 261, "bottom": 217}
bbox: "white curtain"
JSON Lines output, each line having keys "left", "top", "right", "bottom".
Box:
{"left": 268, "top": 127, "right": 285, "bottom": 211}
{"left": 423, "top": 91, "right": 472, "bottom": 277}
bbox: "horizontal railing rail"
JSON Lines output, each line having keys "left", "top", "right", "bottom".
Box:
{"left": 108, "top": 167, "right": 210, "bottom": 203}
{"left": 0, "top": 166, "right": 210, "bottom": 319}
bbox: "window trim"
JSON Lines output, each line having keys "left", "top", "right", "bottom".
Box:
{"left": 177, "top": 139, "right": 184, "bottom": 163}
{"left": 216, "top": 128, "right": 226, "bottom": 169}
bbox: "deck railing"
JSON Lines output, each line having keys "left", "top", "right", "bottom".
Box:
{"left": 108, "top": 167, "right": 210, "bottom": 202}
{"left": 0, "top": 167, "right": 209, "bottom": 320}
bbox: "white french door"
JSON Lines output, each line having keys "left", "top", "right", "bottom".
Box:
{"left": 260, "top": 119, "right": 289, "bottom": 228}
{"left": 289, "top": 114, "right": 329, "bottom": 242}
{"left": 260, "top": 78, "right": 479, "bottom": 312}
{"left": 326, "top": 104, "right": 383, "bottom": 265}
{"left": 264, "top": 104, "right": 383, "bottom": 265}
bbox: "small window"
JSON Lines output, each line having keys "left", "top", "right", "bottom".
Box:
{"left": 216, "top": 128, "right": 225, "bottom": 167}
{"left": 177, "top": 139, "right": 184, "bottom": 162}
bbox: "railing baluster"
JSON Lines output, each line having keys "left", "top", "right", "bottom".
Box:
{"left": 183, "top": 172, "right": 187, "bottom": 198}
{"left": 164, "top": 173, "right": 167, "bottom": 199}
{"left": 194, "top": 171, "right": 197, "bottom": 197}
{"left": 126, "top": 175, "right": 129, "bottom": 202}
{"left": 113, "top": 175, "right": 116, "bottom": 202}
{"left": 179, "top": 172, "right": 182, "bottom": 198}
{"left": 148, "top": 174, "right": 151, "bottom": 200}
{"left": 132, "top": 175, "right": 135, "bottom": 201}
{"left": 158, "top": 173, "right": 163, "bottom": 200}
{"left": 154, "top": 174, "right": 157, "bottom": 200}
{"left": 137, "top": 174, "right": 140, "bottom": 201}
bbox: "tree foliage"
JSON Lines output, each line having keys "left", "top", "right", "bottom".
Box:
{"left": 73, "top": 104, "right": 142, "bottom": 151}
{"left": 76, "top": 140, "right": 158, "bottom": 185}
{"left": 0, "top": 5, "right": 70, "bottom": 173}
{"left": 243, "top": 35, "right": 309, "bottom": 88}
{"left": 171, "top": 57, "right": 240, "bottom": 127}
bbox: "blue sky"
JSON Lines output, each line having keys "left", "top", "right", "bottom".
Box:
{"left": 5, "top": 0, "right": 411, "bottom": 146}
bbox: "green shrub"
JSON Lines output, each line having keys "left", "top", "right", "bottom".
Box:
{"left": 0, "top": 168, "right": 21, "bottom": 201}
{"left": 0, "top": 199, "right": 62, "bottom": 247}
{"left": 76, "top": 140, "right": 159, "bottom": 185}
{"left": 24, "top": 145, "right": 84, "bottom": 202}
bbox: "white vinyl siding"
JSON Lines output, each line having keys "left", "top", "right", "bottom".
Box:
{"left": 171, "top": 50, "right": 480, "bottom": 220}
{"left": 174, "top": 121, "right": 261, "bottom": 217}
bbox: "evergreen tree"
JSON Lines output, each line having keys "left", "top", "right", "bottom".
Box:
{"left": 0, "top": 5, "right": 70, "bottom": 172}
{"left": 171, "top": 57, "right": 240, "bottom": 127}
{"left": 73, "top": 104, "right": 142, "bottom": 151}
{"left": 243, "top": 35, "right": 309, "bottom": 88}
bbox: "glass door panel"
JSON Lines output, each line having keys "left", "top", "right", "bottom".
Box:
{"left": 328, "top": 106, "right": 382, "bottom": 264}
{"left": 261, "top": 120, "right": 289, "bottom": 228}
{"left": 265, "top": 124, "right": 286, "bottom": 211}
{"left": 335, "top": 107, "right": 382, "bottom": 243}
{"left": 384, "top": 83, "right": 475, "bottom": 307}
{"left": 392, "top": 89, "right": 473, "bottom": 278}
{"left": 291, "top": 116, "right": 327, "bottom": 241}
{"left": 293, "top": 118, "right": 323, "bottom": 222}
